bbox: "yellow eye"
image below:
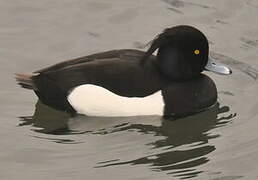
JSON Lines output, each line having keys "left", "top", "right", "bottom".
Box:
{"left": 194, "top": 49, "right": 200, "bottom": 55}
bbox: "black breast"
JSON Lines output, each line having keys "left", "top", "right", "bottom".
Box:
{"left": 162, "top": 74, "right": 217, "bottom": 118}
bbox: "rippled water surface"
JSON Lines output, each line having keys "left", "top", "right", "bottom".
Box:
{"left": 1, "top": 0, "right": 258, "bottom": 179}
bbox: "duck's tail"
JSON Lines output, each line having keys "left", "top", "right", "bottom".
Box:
{"left": 15, "top": 73, "right": 39, "bottom": 90}
{"left": 15, "top": 72, "right": 76, "bottom": 113}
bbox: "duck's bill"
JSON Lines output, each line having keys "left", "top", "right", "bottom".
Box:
{"left": 205, "top": 57, "right": 232, "bottom": 75}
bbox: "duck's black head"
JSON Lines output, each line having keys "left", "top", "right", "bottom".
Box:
{"left": 141, "top": 25, "right": 230, "bottom": 81}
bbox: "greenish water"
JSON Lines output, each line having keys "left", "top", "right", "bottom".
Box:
{"left": 1, "top": 0, "right": 258, "bottom": 179}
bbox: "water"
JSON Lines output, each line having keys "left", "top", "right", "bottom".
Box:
{"left": 1, "top": 0, "right": 258, "bottom": 179}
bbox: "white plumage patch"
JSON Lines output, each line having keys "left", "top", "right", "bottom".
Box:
{"left": 67, "top": 84, "right": 164, "bottom": 117}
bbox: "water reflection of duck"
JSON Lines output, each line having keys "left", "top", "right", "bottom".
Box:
{"left": 19, "top": 100, "right": 71, "bottom": 134}
{"left": 94, "top": 104, "right": 235, "bottom": 179}
{"left": 19, "top": 100, "right": 235, "bottom": 178}
{"left": 16, "top": 25, "right": 231, "bottom": 117}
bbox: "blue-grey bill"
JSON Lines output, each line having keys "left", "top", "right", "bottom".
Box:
{"left": 205, "top": 57, "right": 232, "bottom": 75}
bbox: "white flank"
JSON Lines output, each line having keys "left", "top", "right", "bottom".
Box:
{"left": 67, "top": 84, "right": 164, "bottom": 117}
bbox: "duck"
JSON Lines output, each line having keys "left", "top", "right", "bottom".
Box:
{"left": 16, "top": 25, "right": 231, "bottom": 117}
